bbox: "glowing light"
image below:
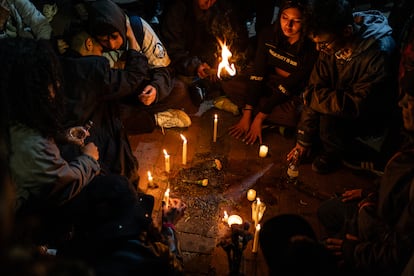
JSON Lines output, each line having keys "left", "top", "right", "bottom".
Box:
{"left": 217, "top": 40, "right": 236, "bottom": 79}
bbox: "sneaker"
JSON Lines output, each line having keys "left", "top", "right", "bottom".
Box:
{"left": 312, "top": 154, "right": 342, "bottom": 174}
{"left": 342, "top": 159, "right": 384, "bottom": 177}
{"left": 213, "top": 96, "right": 239, "bottom": 115}
{"left": 155, "top": 109, "right": 191, "bottom": 129}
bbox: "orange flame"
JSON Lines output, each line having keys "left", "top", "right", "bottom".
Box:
{"left": 217, "top": 40, "right": 236, "bottom": 79}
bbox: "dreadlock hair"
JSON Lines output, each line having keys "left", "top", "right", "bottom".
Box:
{"left": 309, "top": 0, "right": 354, "bottom": 37}
{"left": 0, "top": 37, "right": 65, "bottom": 138}
{"left": 273, "top": 0, "right": 312, "bottom": 53}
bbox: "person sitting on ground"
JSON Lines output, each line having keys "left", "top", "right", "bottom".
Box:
{"left": 259, "top": 214, "right": 337, "bottom": 276}
{"left": 160, "top": 0, "right": 249, "bottom": 108}
{"left": 228, "top": 0, "right": 318, "bottom": 145}
{"left": 286, "top": 0, "right": 398, "bottom": 174}
{"left": 59, "top": 21, "right": 149, "bottom": 185}
{"left": 0, "top": 0, "right": 52, "bottom": 40}
{"left": 317, "top": 70, "right": 414, "bottom": 276}
{"left": 85, "top": 0, "right": 191, "bottom": 134}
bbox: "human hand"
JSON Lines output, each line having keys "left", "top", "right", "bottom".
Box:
{"left": 57, "top": 39, "right": 69, "bottom": 54}
{"left": 243, "top": 114, "right": 265, "bottom": 145}
{"left": 228, "top": 112, "right": 251, "bottom": 139}
{"left": 138, "top": 85, "right": 157, "bottom": 105}
{"left": 286, "top": 143, "right": 308, "bottom": 163}
{"left": 162, "top": 198, "right": 187, "bottom": 225}
{"left": 341, "top": 189, "right": 363, "bottom": 202}
{"left": 81, "top": 142, "right": 99, "bottom": 161}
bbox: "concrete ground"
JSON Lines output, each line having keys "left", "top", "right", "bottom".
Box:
{"left": 128, "top": 75, "right": 377, "bottom": 275}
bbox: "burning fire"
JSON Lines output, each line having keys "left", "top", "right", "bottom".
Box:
{"left": 217, "top": 39, "right": 236, "bottom": 79}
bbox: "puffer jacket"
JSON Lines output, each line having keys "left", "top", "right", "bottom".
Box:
{"left": 9, "top": 123, "right": 100, "bottom": 211}
{"left": 297, "top": 10, "right": 397, "bottom": 145}
{"left": 1, "top": 0, "right": 51, "bottom": 39}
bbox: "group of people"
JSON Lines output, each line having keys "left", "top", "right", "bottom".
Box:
{"left": 1, "top": 0, "right": 414, "bottom": 275}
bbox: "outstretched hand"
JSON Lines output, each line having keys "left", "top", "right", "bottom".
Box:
{"left": 162, "top": 198, "right": 187, "bottom": 225}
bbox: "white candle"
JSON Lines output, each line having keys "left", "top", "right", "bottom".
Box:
{"left": 163, "top": 188, "right": 170, "bottom": 209}
{"left": 180, "top": 134, "right": 187, "bottom": 165}
{"left": 163, "top": 149, "right": 170, "bottom": 173}
{"left": 147, "top": 171, "right": 153, "bottom": 187}
{"left": 259, "top": 145, "right": 268, "bottom": 158}
{"left": 213, "top": 114, "right": 218, "bottom": 142}
{"left": 247, "top": 189, "right": 256, "bottom": 201}
{"left": 227, "top": 215, "right": 243, "bottom": 227}
{"left": 222, "top": 211, "right": 229, "bottom": 223}
{"left": 252, "top": 224, "right": 261, "bottom": 253}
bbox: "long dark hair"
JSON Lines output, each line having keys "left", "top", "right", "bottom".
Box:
{"left": 274, "top": 0, "right": 312, "bottom": 53}
{"left": 0, "top": 37, "right": 64, "bottom": 138}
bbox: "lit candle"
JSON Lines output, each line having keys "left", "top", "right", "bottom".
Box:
{"left": 163, "top": 149, "right": 170, "bottom": 173}
{"left": 222, "top": 211, "right": 229, "bottom": 223}
{"left": 252, "top": 198, "right": 258, "bottom": 226}
{"left": 147, "top": 171, "right": 153, "bottom": 187}
{"left": 213, "top": 114, "right": 218, "bottom": 142}
{"left": 259, "top": 145, "right": 268, "bottom": 158}
{"left": 247, "top": 189, "right": 256, "bottom": 201}
{"left": 180, "top": 134, "right": 187, "bottom": 165}
{"left": 252, "top": 224, "right": 261, "bottom": 253}
{"left": 227, "top": 215, "right": 243, "bottom": 227}
{"left": 163, "top": 188, "right": 170, "bottom": 209}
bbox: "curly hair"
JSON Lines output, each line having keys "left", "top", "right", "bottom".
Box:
{"left": 0, "top": 37, "right": 65, "bottom": 138}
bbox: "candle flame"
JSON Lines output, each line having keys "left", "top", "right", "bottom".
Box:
{"left": 257, "top": 197, "right": 261, "bottom": 205}
{"left": 214, "top": 114, "right": 218, "bottom": 120}
{"left": 180, "top": 134, "right": 187, "bottom": 142}
{"left": 164, "top": 188, "right": 170, "bottom": 197}
{"left": 163, "top": 149, "right": 169, "bottom": 157}
{"left": 256, "top": 224, "right": 261, "bottom": 231}
{"left": 147, "top": 171, "right": 153, "bottom": 180}
{"left": 217, "top": 40, "right": 236, "bottom": 79}
{"left": 224, "top": 211, "right": 228, "bottom": 219}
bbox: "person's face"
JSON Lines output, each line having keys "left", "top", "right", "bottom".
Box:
{"left": 95, "top": 32, "right": 123, "bottom": 50}
{"left": 197, "top": 0, "right": 216, "bottom": 10}
{"left": 311, "top": 33, "right": 339, "bottom": 55}
{"left": 399, "top": 93, "right": 414, "bottom": 132}
{"left": 280, "top": 7, "right": 303, "bottom": 42}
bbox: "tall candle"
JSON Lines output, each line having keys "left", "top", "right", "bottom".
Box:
{"left": 252, "top": 224, "right": 261, "bottom": 253}
{"left": 163, "top": 188, "right": 170, "bottom": 209}
{"left": 163, "top": 149, "right": 170, "bottom": 173}
{"left": 147, "top": 171, "right": 153, "bottom": 187}
{"left": 180, "top": 134, "right": 187, "bottom": 165}
{"left": 213, "top": 114, "right": 218, "bottom": 142}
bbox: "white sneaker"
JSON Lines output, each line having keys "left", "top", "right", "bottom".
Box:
{"left": 155, "top": 109, "right": 191, "bottom": 128}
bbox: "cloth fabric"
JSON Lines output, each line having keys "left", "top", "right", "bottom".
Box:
{"left": 297, "top": 10, "right": 397, "bottom": 155}
{"left": 59, "top": 49, "right": 150, "bottom": 183}
{"left": 247, "top": 24, "right": 318, "bottom": 115}
{"left": 0, "top": 0, "right": 52, "bottom": 39}
{"left": 86, "top": 0, "right": 173, "bottom": 102}
{"left": 9, "top": 123, "right": 100, "bottom": 211}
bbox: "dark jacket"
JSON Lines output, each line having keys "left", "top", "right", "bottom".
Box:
{"left": 87, "top": 0, "right": 173, "bottom": 102}
{"left": 59, "top": 49, "right": 148, "bottom": 183}
{"left": 342, "top": 134, "right": 414, "bottom": 275}
{"left": 247, "top": 25, "right": 318, "bottom": 114}
{"left": 297, "top": 11, "right": 397, "bottom": 145}
{"left": 160, "top": 0, "right": 248, "bottom": 77}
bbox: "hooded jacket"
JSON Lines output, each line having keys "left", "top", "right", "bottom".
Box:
{"left": 297, "top": 10, "right": 397, "bottom": 145}
{"left": 86, "top": 0, "right": 173, "bottom": 102}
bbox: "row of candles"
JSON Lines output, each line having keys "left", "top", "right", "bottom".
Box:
{"left": 222, "top": 189, "right": 265, "bottom": 253}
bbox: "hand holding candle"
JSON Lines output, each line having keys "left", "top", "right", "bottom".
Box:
{"left": 180, "top": 134, "right": 187, "bottom": 165}
{"left": 213, "top": 114, "right": 218, "bottom": 142}
{"left": 163, "top": 188, "right": 170, "bottom": 209}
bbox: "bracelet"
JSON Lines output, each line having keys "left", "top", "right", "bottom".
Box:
{"left": 162, "top": 222, "right": 176, "bottom": 231}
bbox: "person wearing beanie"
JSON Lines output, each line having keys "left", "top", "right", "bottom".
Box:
{"left": 229, "top": 0, "right": 318, "bottom": 145}
{"left": 287, "top": 0, "right": 398, "bottom": 175}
